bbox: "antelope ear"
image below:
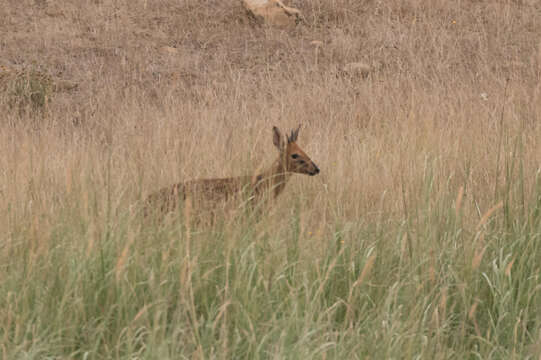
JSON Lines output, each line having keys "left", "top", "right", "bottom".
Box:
{"left": 273, "top": 126, "right": 284, "bottom": 150}
{"left": 288, "top": 124, "right": 301, "bottom": 143}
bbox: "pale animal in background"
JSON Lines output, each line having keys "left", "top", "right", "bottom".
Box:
{"left": 144, "top": 126, "right": 320, "bottom": 220}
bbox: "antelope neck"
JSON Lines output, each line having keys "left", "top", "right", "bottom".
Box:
{"left": 254, "top": 155, "right": 292, "bottom": 198}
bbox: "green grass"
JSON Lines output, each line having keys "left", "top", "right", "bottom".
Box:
{"left": 2, "top": 156, "right": 541, "bottom": 359}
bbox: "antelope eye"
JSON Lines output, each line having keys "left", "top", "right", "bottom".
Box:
{"left": 291, "top": 154, "right": 299, "bottom": 159}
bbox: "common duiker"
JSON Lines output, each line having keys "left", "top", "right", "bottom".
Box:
{"left": 144, "top": 125, "right": 319, "bottom": 220}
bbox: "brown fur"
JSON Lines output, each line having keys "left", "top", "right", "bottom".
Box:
{"left": 144, "top": 126, "right": 319, "bottom": 220}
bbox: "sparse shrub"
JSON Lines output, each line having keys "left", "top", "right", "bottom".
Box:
{"left": 0, "top": 66, "right": 54, "bottom": 114}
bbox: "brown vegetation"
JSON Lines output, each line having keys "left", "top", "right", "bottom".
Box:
{"left": 1, "top": 0, "right": 540, "bottom": 231}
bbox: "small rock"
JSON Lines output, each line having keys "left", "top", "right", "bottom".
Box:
{"left": 242, "top": 0, "right": 302, "bottom": 28}
{"left": 42, "top": 0, "right": 65, "bottom": 17}
{"left": 45, "top": 7, "right": 65, "bottom": 17}
{"left": 54, "top": 80, "right": 78, "bottom": 91}
{"left": 159, "top": 46, "right": 178, "bottom": 55}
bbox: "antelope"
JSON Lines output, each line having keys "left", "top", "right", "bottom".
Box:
{"left": 144, "top": 125, "right": 320, "bottom": 220}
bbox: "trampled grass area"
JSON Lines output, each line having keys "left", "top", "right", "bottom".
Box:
{"left": 2, "top": 0, "right": 541, "bottom": 358}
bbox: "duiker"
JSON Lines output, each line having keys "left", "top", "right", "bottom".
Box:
{"left": 144, "top": 125, "right": 319, "bottom": 220}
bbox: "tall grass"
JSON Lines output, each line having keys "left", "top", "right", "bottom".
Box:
{"left": 2, "top": 0, "right": 541, "bottom": 358}
{"left": 3, "top": 156, "right": 541, "bottom": 359}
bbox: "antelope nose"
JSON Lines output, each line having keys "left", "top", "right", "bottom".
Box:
{"left": 314, "top": 165, "right": 320, "bottom": 174}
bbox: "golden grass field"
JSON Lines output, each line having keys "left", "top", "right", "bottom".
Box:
{"left": 2, "top": 0, "right": 541, "bottom": 358}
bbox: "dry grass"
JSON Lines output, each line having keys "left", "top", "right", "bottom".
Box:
{"left": 2, "top": 0, "right": 541, "bottom": 358}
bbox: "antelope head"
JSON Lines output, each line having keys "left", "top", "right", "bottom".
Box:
{"left": 273, "top": 125, "right": 320, "bottom": 176}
